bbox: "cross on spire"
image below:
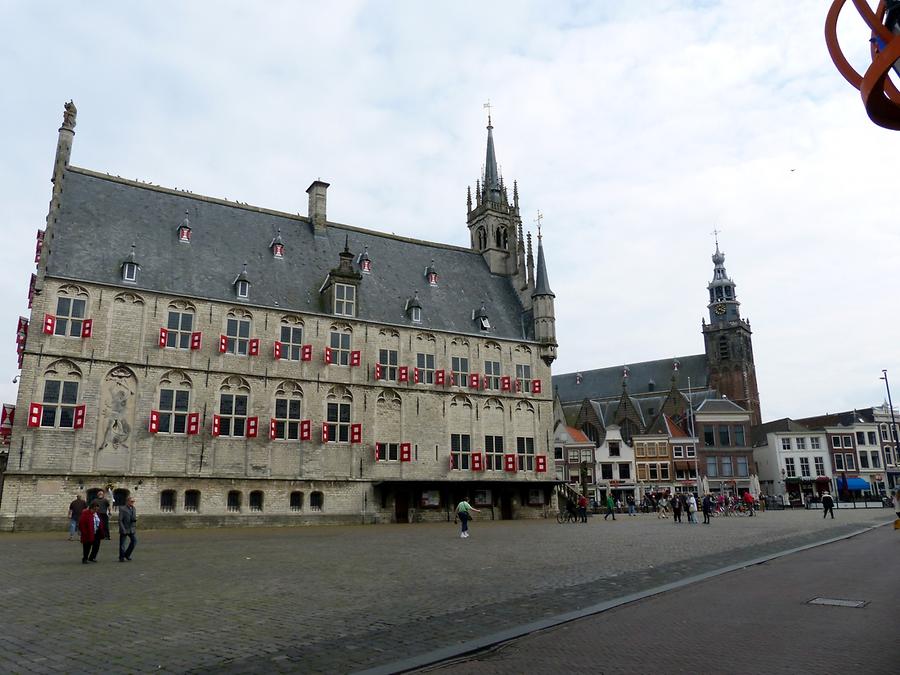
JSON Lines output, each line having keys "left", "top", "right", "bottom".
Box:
{"left": 711, "top": 227, "right": 722, "bottom": 248}
{"left": 483, "top": 100, "right": 492, "bottom": 126}
{"left": 534, "top": 210, "right": 543, "bottom": 239}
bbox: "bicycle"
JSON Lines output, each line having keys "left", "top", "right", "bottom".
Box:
{"left": 556, "top": 509, "right": 578, "bottom": 524}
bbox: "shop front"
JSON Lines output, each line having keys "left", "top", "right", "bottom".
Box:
{"left": 374, "top": 479, "right": 561, "bottom": 523}
{"left": 596, "top": 480, "right": 637, "bottom": 505}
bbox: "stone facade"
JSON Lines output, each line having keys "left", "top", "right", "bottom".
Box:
{"left": 0, "top": 105, "right": 559, "bottom": 530}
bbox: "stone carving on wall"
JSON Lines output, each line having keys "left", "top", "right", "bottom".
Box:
{"left": 98, "top": 367, "right": 136, "bottom": 452}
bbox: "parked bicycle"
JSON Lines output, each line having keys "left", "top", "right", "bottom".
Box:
{"left": 556, "top": 509, "right": 578, "bottom": 524}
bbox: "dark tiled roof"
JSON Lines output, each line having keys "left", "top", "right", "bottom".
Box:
{"left": 47, "top": 168, "right": 532, "bottom": 341}
{"left": 794, "top": 408, "right": 875, "bottom": 430}
{"left": 553, "top": 354, "right": 708, "bottom": 404}
{"left": 751, "top": 418, "right": 813, "bottom": 445}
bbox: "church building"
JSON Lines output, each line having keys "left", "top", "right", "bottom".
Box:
{"left": 0, "top": 103, "right": 559, "bottom": 530}
{"left": 553, "top": 239, "right": 762, "bottom": 500}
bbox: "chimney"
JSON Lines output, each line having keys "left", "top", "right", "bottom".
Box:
{"left": 306, "top": 180, "right": 330, "bottom": 233}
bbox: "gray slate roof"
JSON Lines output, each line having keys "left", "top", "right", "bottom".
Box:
{"left": 695, "top": 398, "right": 748, "bottom": 414}
{"left": 553, "top": 354, "right": 709, "bottom": 404}
{"left": 48, "top": 168, "right": 532, "bottom": 341}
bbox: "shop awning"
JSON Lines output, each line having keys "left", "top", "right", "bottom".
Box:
{"left": 843, "top": 477, "right": 870, "bottom": 490}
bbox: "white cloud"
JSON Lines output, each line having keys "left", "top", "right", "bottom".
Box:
{"left": 1, "top": 0, "right": 897, "bottom": 421}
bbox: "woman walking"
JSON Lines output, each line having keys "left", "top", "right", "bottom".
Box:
{"left": 456, "top": 498, "right": 480, "bottom": 539}
{"left": 78, "top": 502, "right": 102, "bottom": 563}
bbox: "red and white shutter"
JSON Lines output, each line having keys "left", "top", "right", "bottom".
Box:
{"left": 536, "top": 455, "right": 547, "bottom": 473}
{"left": 73, "top": 405, "right": 86, "bottom": 429}
{"left": 400, "top": 442, "right": 411, "bottom": 462}
{"left": 449, "top": 453, "right": 455, "bottom": 470}
{"left": 374, "top": 363, "right": 383, "bottom": 380}
{"left": 482, "top": 375, "right": 490, "bottom": 390}
{"left": 247, "top": 416, "right": 259, "bottom": 438}
{"left": 269, "top": 418, "right": 278, "bottom": 440}
{"left": 81, "top": 320, "right": 92, "bottom": 339}
{"left": 148, "top": 410, "right": 160, "bottom": 433}
{"left": 212, "top": 414, "right": 221, "bottom": 437}
{"left": 324, "top": 347, "right": 333, "bottom": 364}
{"left": 27, "top": 403, "right": 42, "bottom": 427}
{"left": 413, "top": 367, "right": 420, "bottom": 384}
{"left": 219, "top": 335, "right": 227, "bottom": 353}
{"left": 469, "top": 373, "right": 480, "bottom": 389}
{"left": 435, "top": 369, "right": 445, "bottom": 386}
{"left": 350, "top": 350, "right": 361, "bottom": 367}
{"left": 501, "top": 376, "right": 511, "bottom": 392}
{"left": 398, "top": 366, "right": 409, "bottom": 383}
{"left": 504, "top": 453, "right": 517, "bottom": 472}
{"left": 301, "top": 344, "right": 312, "bottom": 361}
{"left": 187, "top": 412, "right": 200, "bottom": 435}
{"left": 158, "top": 327, "right": 168, "bottom": 348}
{"left": 248, "top": 338, "right": 260, "bottom": 356}
{"left": 273, "top": 341, "right": 282, "bottom": 360}
{"left": 300, "top": 419, "right": 311, "bottom": 441}
{"left": 375, "top": 443, "right": 382, "bottom": 461}
{"left": 351, "top": 423, "right": 362, "bottom": 444}
{"left": 35, "top": 229, "right": 44, "bottom": 263}
{"left": 532, "top": 379, "right": 542, "bottom": 394}
{"left": 322, "top": 422, "right": 330, "bottom": 442}
{"left": 43, "top": 314, "right": 56, "bottom": 335}
{"left": 190, "top": 331, "right": 202, "bottom": 350}
{"left": 472, "top": 452, "right": 484, "bottom": 471}
{"left": 28, "top": 274, "right": 36, "bottom": 308}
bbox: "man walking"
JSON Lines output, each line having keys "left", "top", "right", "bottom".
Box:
{"left": 821, "top": 491, "right": 835, "bottom": 519}
{"left": 456, "top": 498, "right": 480, "bottom": 538}
{"left": 702, "top": 493, "right": 713, "bottom": 524}
{"left": 604, "top": 493, "right": 616, "bottom": 520}
{"left": 626, "top": 494, "right": 636, "bottom": 516}
{"left": 672, "top": 494, "right": 682, "bottom": 523}
{"left": 67, "top": 493, "right": 87, "bottom": 541}
{"left": 118, "top": 496, "right": 137, "bottom": 561}
{"left": 92, "top": 490, "right": 111, "bottom": 540}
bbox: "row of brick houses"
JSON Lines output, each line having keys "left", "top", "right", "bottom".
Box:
{"left": 0, "top": 104, "right": 560, "bottom": 530}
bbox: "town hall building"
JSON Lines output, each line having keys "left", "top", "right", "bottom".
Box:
{"left": 0, "top": 103, "right": 560, "bottom": 530}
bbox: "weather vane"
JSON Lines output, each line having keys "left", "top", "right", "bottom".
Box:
{"left": 534, "top": 210, "right": 543, "bottom": 239}
{"left": 483, "top": 100, "right": 492, "bottom": 125}
{"left": 711, "top": 227, "right": 721, "bottom": 247}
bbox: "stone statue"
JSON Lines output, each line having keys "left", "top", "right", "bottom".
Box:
{"left": 98, "top": 368, "right": 135, "bottom": 451}
{"left": 62, "top": 100, "right": 77, "bottom": 130}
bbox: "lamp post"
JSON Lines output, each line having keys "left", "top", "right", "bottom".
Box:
{"left": 881, "top": 369, "right": 898, "bottom": 492}
{"left": 687, "top": 376, "right": 701, "bottom": 498}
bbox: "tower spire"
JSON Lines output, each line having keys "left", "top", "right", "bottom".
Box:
{"left": 482, "top": 112, "right": 502, "bottom": 204}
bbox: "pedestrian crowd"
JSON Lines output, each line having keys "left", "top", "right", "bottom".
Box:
{"left": 67, "top": 490, "right": 137, "bottom": 564}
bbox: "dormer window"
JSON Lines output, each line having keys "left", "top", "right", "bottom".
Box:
{"left": 358, "top": 247, "right": 372, "bottom": 274}
{"left": 334, "top": 283, "right": 356, "bottom": 317}
{"left": 178, "top": 211, "right": 191, "bottom": 243}
{"left": 123, "top": 262, "right": 138, "bottom": 282}
{"left": 474, "top": 303, "right": 490, "bottom": 331}
{"left": 425, "top": 260, "right": 438, "bottom": 287}
{"left": 233, "top": 263, "right": 251, "bottom": 299}
{"left": 270, "top": 229, "right": 285, "bottom": 259}
{"left": 120, "top": 244, "right": 140, "bottom": 284}
{"left": 406, "top": 291, "right": 422, "bottom": 324}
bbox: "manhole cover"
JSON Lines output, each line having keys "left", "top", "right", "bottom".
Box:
{"left": 808, "top": 597, "right": 868, "bottom": 608}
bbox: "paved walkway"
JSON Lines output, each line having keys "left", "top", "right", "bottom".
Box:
{"left": 429, "top": 523, "right": 900, "bottom": 675}
{"left": 0, "top": 509, "right": 891, "bottom": 673}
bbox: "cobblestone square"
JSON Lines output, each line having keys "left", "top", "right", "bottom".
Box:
{"left": 0, "top": 510, "right": 890, "bottom": 673}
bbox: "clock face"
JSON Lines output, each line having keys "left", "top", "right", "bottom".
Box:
{"left": 715, "top": 303, "right": 726, "bottom": 315}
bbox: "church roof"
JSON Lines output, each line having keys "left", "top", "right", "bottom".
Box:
{"left": 553, "top": 354, "right": 709, "bottom": 404}
{"left": 47, "top": 167, "right": 532, "bottom": 341}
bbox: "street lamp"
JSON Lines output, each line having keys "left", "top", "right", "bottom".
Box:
{"left": 881, "top": 369, "right": 898, "bottom": 491}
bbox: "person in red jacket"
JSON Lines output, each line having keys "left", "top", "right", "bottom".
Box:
{"left": 78, "top": 502, "right": 102, "bottom": 564}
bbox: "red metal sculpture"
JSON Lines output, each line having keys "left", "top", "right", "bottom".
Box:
{"left": 825, "top": 0, "right": 900, "bottom": 129}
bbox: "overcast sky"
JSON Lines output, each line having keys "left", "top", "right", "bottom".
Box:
{"left": 2, "top": 1, "right": 898, "bottom": 422}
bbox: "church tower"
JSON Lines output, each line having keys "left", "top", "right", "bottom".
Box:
{"left": 532, "top": 232, "right": 557, "bottom": 365}
{"left": 467, "top": 115, "right": 527, "bottom": 297}
{"left": 702, "top": 239, "right": 761, "bottom": 425}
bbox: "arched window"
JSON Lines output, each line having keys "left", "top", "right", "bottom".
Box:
{"left": 39, "top": 359, "right": 82, "bottom": 428}
{"left": 279, "top": 315, "right": 305, "bottom": 361}
{"left": 112, "top": 488, "right": 130, "bottom": 510}
{"left": 310, "top": 491, "right": 324, "bottom": 511}
{"left": 325, "top": 387, "right": 353, "bottom": 443}
{"left": 160, "top": 490, "right": 176, "bottom": 513}
{"left": 249, "top": 490, "right": 264, "bottom": 512}
{"left": 218, "top": 376, "right": 251, "bottom": 437}
{"left": 273, "top": 381, "right": 304, "bottom": 440}
{"left": 227, "top": 490, "right": 242, "bottom": 512}
{"left": 328, "top": 323, "right": 353, "bottom": 366}
{"left": 476, "top": 227, "right": 487, "bottom": 250}
{"left": 224, "top": 309, "right": 253, "bottom": 356}
{"left": 290, "top": 491, "right": 304, "bottom": 511}
{"left": 52, "top": 284, "right": 90, "bottom": 338}
{"left": 165, "top": 301, "right": 196, "bottom": 350}
{"left": 157, "top": 370, "right": 192, "bottom": 434}
{"left": 184, "top": 490, "right": 200, "bottom": 513}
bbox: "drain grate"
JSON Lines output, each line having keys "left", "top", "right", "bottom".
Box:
{"left": 808, "top": 597, "right": 868, "bottom": 608}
